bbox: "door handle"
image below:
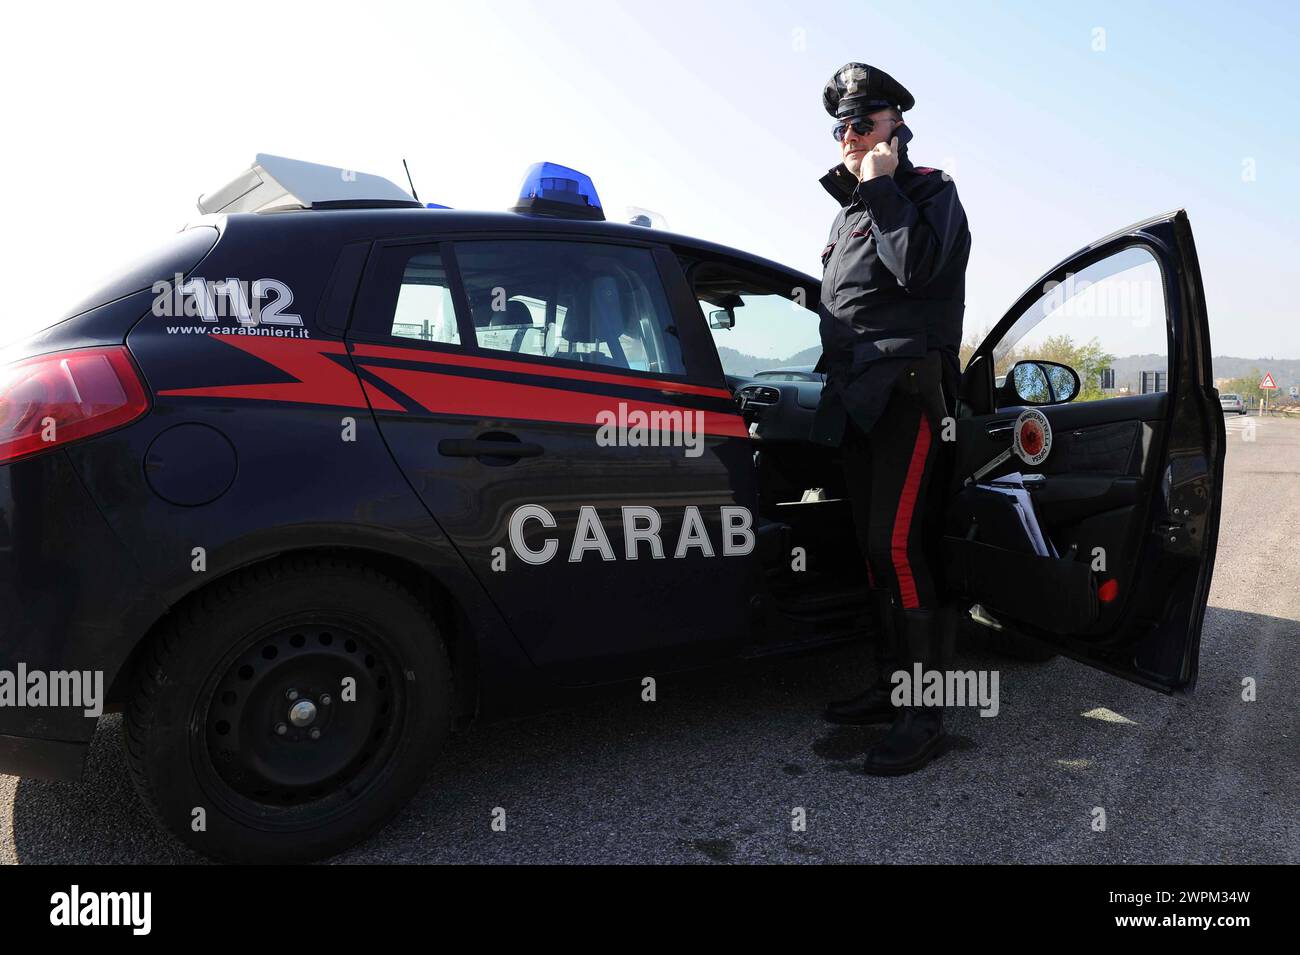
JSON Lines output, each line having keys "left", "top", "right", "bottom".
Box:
{"left": 438, "top": 438, "right": 544, "bottom": 459}
{"left": 986, "top": 422, "right": 1014, "bottom": 439}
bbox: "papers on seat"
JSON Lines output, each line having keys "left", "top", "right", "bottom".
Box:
{"left": 979, "top": 472, "right": 1058, "bottom": 558}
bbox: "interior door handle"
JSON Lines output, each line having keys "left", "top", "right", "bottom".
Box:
{"left": 438, "top": 438, "right": 544, "bottom": 459}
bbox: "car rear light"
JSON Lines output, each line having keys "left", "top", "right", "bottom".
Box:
{"left": 0, "top": 346, "right": 149, "bottom": 465}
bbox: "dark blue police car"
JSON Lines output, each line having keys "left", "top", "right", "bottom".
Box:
{"left": 0, "top": 155, "right": 1225, "bottom": 861}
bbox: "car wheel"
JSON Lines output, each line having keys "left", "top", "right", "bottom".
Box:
{"left": 125, "top": 555, "right": 453, "bottom": 863}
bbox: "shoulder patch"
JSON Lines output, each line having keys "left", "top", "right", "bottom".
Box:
{"left": 913, "top": 166, "right": 941, "bottom": 176}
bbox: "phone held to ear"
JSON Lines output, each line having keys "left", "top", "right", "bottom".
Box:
{"left": 894, "top": 123, "right": 913, "bottom": 146}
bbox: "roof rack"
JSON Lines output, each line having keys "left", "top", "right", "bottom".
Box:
{"left": 197, "top": 154, "right": 422, "bottom": 214}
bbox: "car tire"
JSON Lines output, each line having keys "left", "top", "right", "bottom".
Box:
{"left": 124, "top": 555, "right": 453, "bottom": 863}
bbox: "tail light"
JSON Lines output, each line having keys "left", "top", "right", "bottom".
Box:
{"left": 0, "top": 346, "right": 150, "bottom": 465}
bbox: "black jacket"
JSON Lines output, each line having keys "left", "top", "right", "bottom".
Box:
{"left": 812, "top": 152, "right": 971, "bottom": 445}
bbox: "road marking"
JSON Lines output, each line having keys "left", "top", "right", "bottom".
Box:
{"left": 1225, "top": 417, "right": 1267, "bottom": 431}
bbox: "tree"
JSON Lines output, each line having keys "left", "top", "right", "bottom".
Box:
{"left": 1031, "top": 335, "right": 1116, "bottom": 401}
{"left": 1220, "top": 368, "right": 1265, "bottom": 405}
{"left": 960, "top": 327, "right": 1026, "bottom": 377}
{"left": 960, "top": 329, "right": 1116, "bottom": 400}
{"left": 958, "top": 329, "right": 987, "bottom": 372}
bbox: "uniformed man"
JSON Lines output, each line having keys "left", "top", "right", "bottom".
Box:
{"left": 812, "top": 62, "right": 971, "bottom": 775}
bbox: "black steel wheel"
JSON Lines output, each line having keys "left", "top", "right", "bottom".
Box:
{"left": 126, "top": 556, "right": 453, "bottom": 863}
{"left": 201, "top": 621, "right": 402, "bottom": 810}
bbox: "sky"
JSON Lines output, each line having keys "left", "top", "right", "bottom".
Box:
{"left": 1, "top": 0, "right": 1297, "bottom": 357}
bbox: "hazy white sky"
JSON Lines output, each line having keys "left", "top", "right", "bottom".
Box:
{"left": 2, "top": 0, "right": 1296, "bottom": 357}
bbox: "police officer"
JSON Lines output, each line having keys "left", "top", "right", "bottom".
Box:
{"left": 813, "top": 62, "right": 971, "bottom": 775}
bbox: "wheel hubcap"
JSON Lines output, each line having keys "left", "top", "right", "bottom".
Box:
{"left": 203, "top": 624, "right": 401, "bottom": 806}
{"left": 288, "top": 699, "right": 318, "bottom": 727}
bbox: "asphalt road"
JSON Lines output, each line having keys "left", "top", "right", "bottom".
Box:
{"left": 3, "top": 415, "right": 1297, "bottom": 864}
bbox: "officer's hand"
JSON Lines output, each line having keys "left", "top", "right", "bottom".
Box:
{"left": 861, "top": 136, "right": 900, "bottom": 181}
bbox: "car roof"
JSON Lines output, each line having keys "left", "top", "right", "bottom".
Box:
{"left": 191, "top": 208, "right": 818, "bottom": 287}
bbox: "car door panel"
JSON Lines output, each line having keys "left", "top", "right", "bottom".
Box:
{"left": 346, "top": 237, "right": 757, "bottom": 686}
{"left": 951, "top": 395, "right": 1164, "bottom": 525}
{"left": 1058, "top": 419, "right": 1143, "bottom": 473}
{"left": 944, "top": 211, "right": 1223, "bottom": 692}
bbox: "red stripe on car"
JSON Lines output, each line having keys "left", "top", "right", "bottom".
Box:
{"left": 367, "top": 365, "right": 749, "bottom": 438}
{"left": 350, "top": 342, "right": 733, "bottom": 400}
{"left": 159, "top": 336, "right": 405, "bottom": 411}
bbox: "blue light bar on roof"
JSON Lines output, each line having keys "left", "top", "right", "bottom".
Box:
{"left": 510, "top": 162, "right": 604, "bottom": 221}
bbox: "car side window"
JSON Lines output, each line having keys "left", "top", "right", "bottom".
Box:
{"left": 688, "top": 261, "right": 821, "bottom": 379}
{"left": 355, "top": 243, "right": 461, "bottom": 345}
{"left": 986, "top": 245, "right": 1168, "bottom": 404}
{"left": 453, "top": 240, "right": 686, "bottom": 376}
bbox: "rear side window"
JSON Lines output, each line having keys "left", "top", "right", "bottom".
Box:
{"left": 453, "top": 240, "right": 686, "bottom": 376}
{"left": 56, "top": 226, "right": 219, "bottom": 323}
{"left": 355, "top": 243, "right": 460, "bottom": 345}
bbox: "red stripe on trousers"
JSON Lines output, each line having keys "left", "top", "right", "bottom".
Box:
{"left": 890, "top": 414, "right": 932, "bottom": 609}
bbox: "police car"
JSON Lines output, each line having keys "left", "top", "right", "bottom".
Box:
{"left": 0, "top": 155, "right": 1225, "bottom": 862}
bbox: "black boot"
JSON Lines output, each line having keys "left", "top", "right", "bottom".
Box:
{"left": 863, "top": 605, "right": 955, "bottom": 775}
{"left": 824, "top": 589, "right": 899, "bottom": 725}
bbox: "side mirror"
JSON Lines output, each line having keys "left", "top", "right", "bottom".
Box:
{"left": 1005, "top": 360, "right": 1080, "bottom": 405}
{"left": 708, "top": 308, "right": 735, "bottom": 330}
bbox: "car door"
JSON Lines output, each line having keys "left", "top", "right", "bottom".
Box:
{"left": 672, "top": 249, "right": 887, "bottom": 644}
{"left": 345, "top": 235, "right": 756, "bottom": 683}
{"left": 944, "top": 210, "right": 1224, "bottom": 692}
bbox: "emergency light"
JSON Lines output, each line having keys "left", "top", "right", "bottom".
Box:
{"left": 510, "top": 162, "right": 605, "bottom": 221}
{"left": 625, "top": 205, "right": 667, "bottom": 229}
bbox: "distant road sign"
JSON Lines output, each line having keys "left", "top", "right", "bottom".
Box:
{"left": 1290, "top": 385, "right": 1299, "bottom": 399}
{"left": 1260, "top": 372, "right": 1278, "bottom": 390}
{"left": 1140, "top": 370, "right": 1167, "bottom": 394}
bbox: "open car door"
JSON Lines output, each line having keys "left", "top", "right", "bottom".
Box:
{"left": 944, "top": 210, "right": 1225, "bottom": 692}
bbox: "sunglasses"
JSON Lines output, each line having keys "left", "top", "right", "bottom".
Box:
{"left": 832, "top": 116, "right": 899, "bottom": 141}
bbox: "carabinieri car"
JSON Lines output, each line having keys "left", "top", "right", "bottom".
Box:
{"left": 0, "top": 155, "right": 1224, "bottom": 862}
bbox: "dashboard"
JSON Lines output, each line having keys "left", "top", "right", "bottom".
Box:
{"left": 729, "top": 375, "right": 824, "bottom": 443}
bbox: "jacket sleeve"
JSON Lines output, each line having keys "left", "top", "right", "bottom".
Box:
{"left": 856, "top": 173, "right": 969, "bottom": 291}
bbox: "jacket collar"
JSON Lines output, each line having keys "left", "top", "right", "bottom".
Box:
{"left": 819, "top": 147, "right": 916, "bottom": 207}
{"left": 819, "top": 163, "right": 857, "bottom": 206}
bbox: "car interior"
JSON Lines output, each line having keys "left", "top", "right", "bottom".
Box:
{"left": 688, "top": 260, "right": 873, "bottom": 633}
{"left": 456, "top": 243, "right": 684, "bottom": 375}
{"left": 687, "top": 251, "right": 1174, "bottom": 650}
{"left": 945, "top": 353, "right": 1168, "bottom": 642}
